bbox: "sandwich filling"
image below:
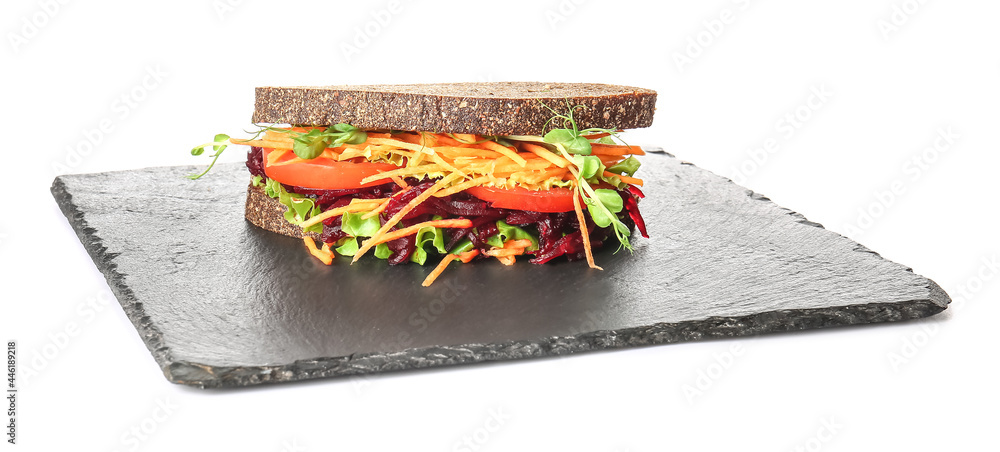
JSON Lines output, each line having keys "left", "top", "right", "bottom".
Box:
{"left": 193, "top": 111, "right": 649, "bottom": 286}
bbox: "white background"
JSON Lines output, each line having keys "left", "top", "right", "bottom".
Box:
{"left": 2, "top": 0, "right": 997, "bottom": 450}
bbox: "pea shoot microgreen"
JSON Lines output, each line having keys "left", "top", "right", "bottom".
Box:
{"left": 504, "top": 100, "right": 637, "bottom": 252}
{"left": 187, "top": 133, "right": 230, "bottom": 180}
{"left": 556, "top": 140, "right": 632, "bottom": 252}
{"left": 289, "top": 123, "right": 368, "bottom": 159}
{"left": 188, "top": 124, "right": 366, "bottom": 179}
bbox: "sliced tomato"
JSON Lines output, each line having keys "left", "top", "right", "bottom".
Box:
{"left": 466, "top": 185, "right": 579, "bottom": 213}
{"left": 262, "top": 148, "right": 399, "bottom": 189}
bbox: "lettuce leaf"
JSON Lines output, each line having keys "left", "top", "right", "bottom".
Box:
{"left": 333, "top": 238, "right": 392, "bottom": 260}
{"left": 334, "top": 237, "right": 360, "bottom": 256}
{"left": 341, "top": 212, "right": 380, "bottom": 237}
{"left": 586, "top": 189, "right": 624, "bottom": 228}
{"left": 263, "top": 177, "right": 322, "bottom": 233}
{"left": 264, "top": 177, "right": 281, "bottom": 198}
{"left": 374, "top": 243, "right": 392, "bottom": 259}
{"left": 410, "top": 217, "right": 448, "bottom": 265}
{"left": 449, "top": 238, "right": 474, "bottom": 255}
{"left": 485, "top": 221, "right": 539, "bottom": 251}
{"left": 607, "top": 156, "right": 641, "bottom": 176}
{"left": 284, "top": 197, "right": 315, "bottom": 224}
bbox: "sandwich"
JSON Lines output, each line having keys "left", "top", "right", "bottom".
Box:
{"left": 190, "top": 82, "right": 656, "bottom": 286}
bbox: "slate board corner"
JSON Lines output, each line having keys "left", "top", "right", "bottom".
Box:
{"left": 924, "top": 276, "right": 951, "bottom": 311}
{"left": 52, "top": 174, "right": 177, "bottom": 378}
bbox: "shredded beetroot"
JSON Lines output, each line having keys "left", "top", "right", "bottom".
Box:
{"left": 247, "top": 149, "right": 646, "bottom": 265}
{"left": 382, "top": 180, "right": 435, "bottom": 220}
{"left": 386, "top": 234, "right": 416, "bottom": 264}
{"left": 295, "top": 184, "right": 395, "bottom": 207}
{"left": 246, "top": 147, "right": 266, "bottom": 179}
{"left": 530, "top": 231, "right": 584, "bottom": 264}
{"left": 621, "top": 187, "right": 649, "bottom": 239}
{"left": 319, "top": 222, "right": 347, "bottom": 245}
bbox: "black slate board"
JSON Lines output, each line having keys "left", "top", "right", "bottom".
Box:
{"left": 51, "top": 156, "right": 949, "bottom": 388}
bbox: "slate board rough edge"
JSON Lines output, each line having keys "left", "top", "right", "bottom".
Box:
{"left": 51, "top": 172, "right": 949, "bottom": 389}
{"left": 51, "top": 178, "right": 175, "bottom": 373}
{"left": 163, "top": 297, "right": 945, "bottom": 388}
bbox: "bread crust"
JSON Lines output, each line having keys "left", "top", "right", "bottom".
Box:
{"left": 252, "top": 82, "right": 656, "bottom": 135}
{"left": 244, "top": 183, "right": 319, "bottom": 239}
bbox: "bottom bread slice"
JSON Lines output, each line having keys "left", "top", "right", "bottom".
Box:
{"left": 244, "top": 183, "right": 320, "bottom": 239}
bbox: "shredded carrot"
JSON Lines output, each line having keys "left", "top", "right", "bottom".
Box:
{"left": 386, "top": 132, "right": 422, "bottom": 144}
{"left": 433, "top": 175, "right": 491, "bottom": 198}
{"left": 360, "top": 198, "right": 392, "bottom": 220}
{"left": 303, "top": 236, "right": 333, "bottom": 265}
{"left": 581, "top": 132, "right": 611, "bottom": 140}
{"left": 452, "top": 133, "right": 479, "bottom": 143}
{"left": 337, "top": 145, "right": 390, "bottom": 161}
{"left": 367, "top": 138, "right": 431, "bottom": 153}
{"left": 266, "top": 149, "right": 291, "bottom": 165}
{"left": 491, "top": 155, "right": 513, "bottom": 170}
{"left": 264, "top": 130, "right": 298, "bottom": 144}
{"left": 431, "top": 133, "right": 468, "bottom": 146}
{"left": 408, "top": 149, "right": 426, "bottom": 166}
{"left": 535, "top": 167, "right": 571, "bottom": 180}
{"left": 353, "top": 173, "right": 464, "bottom": 262}
{"left": 431, "top": 146, "right": 502, "bottom": 158}
{"left": 262, "top": 130, "right": 290, "bottom": 141}
{"left": 480, "top": 141, "right": 528, "bottom": 167}
{"left": 389, "top": 175, "right": 409, "bottom": 189}
{"left": 603, "top": 171, "right": 644, "bottom": 187}
{"left": 590, "top": 143, "right": 645, "bottom": 156}
{"left": 532, "top": 167, "right": 572, "bottom": 183}
{"left": 459, "top": 161, "right": 494, "bottom": 174}
{"left": 492, "top": 160, "right": 552, "bottom": 173}
{"left": 365, "top": 218, "right": 473, "bottom": 248}
{"left": 596, "top": 154, "right": 624, "bottom": 163}
{"left": 520, "top": 142, "right": 570, "bottom": 168}
{"left": 573, "top": 191, "right": 602, "bottom": 270}
{"left": 496, "top": 255, "right": 516, "bottom": 266}
{"left": 299, "top": 198, "right": 387, "bottom": 229}
{"left": 359, "top": 164, "right": 447, "bottom": 184}
{"left": 422, "top": 253, "right": 460, "bottom": 287}
{"left": 457, "top": 249, "right": 480, "bottom": 263}
{"left": 505, "top": 239, "right": 534, "bottom": 249}
{"left": 428, "top": 152, "right": 468, "bottom": 178}
{"left": 419, "top": 132, "right": 439, "bottom": 148}
{"left": 484, "top": 248, "right": 524, "bottom": 258}
{"left": 483, "top": 239, "right": 534, "bottom": 258}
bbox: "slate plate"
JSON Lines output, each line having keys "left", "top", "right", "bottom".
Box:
{"left": 51, "top": 156, "right": 949, "bottom": 388}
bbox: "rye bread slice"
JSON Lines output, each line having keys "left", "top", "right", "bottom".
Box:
{"left": 245, "top": 183, "right": 319, "bottom": 240}
{"left": 252, "top": 82, "right": 656, "bottom": 136}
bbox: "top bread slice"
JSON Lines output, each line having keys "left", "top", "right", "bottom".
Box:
{"left": 252, "top": 82, "right": 656, "bottom": 136}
